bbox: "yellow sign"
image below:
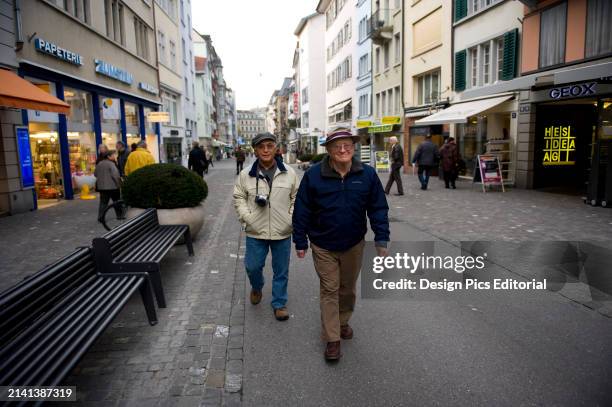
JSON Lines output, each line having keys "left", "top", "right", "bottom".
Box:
{"left": 146, "top": 111, "right": 171, "bottom": 123}
{"left": 368, "top": 124, "right": 394, "bottom": 133}
{"left": 543, "top": 125, "right": 576, "bottom": 166}
{"left": 382, "top": 116, "right": 401, "bottom": 125}
{"left": 375, "top": 151, "right": 390, "bottom": 171}
{"left": 356, "top": 120, "right": 372, "bottom": 128}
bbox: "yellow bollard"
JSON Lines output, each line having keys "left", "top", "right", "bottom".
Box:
{"left": 80, "top": 184, "right": 96, "bottom": 200}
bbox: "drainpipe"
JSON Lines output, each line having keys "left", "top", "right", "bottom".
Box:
{"left": 400, "top": 0, "right": 406, "bottom": 171}
{"left": 14, "top": 0, "right": 24, "bottom": 51}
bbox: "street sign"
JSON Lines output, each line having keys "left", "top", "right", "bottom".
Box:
{"left": 147, "top": 111, "right": 170, "bottom": 123}
{"left": 356, "top": 120, "right": 372, "bottom": 128}
{"left": 382, "top": 116, "right": 401, "bottom": 125}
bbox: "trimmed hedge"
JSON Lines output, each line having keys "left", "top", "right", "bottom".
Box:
{"left": 311, "top": 153, "right": 327, "bottom": 163}
{"left": 122, "top": 164, "right": 208, "bottom": 209}
{"left": 298, "top": 153, "right": 314, "bottom": 162}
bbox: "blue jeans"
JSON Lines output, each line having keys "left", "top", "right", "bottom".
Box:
{"left": 244, "top": 237, "right": 291, "bottom": 309}
{"left": 417, "top": 165, "right": 433, "bottom": 189}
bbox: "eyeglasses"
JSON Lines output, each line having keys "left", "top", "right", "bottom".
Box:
{"left": 256, "top": 143, "right": 277, "bottom": 151}
{"left": 329, "top": 143, "right": 355, "bottom": 152}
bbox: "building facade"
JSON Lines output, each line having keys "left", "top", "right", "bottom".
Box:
{"left": 318, "top": 0, "right": 356, "bottom": 134}
{"left": 193, "top": 30, "right": 215, "bottom": 148}
{"left": 237, "top": 109, "right": 266, "bottom": 147}
{"left": 402, "top": 0, "right": 453, "bottom": 169}
{"left": 294, "top": 13, "right": 327, "bottom": 156}
{"left": 354, "top": 0, "right": 373, "bottom": 163}
{"left": 179, "top": 0, "right": 196, "bottom": 165}
{"left": 8, "top": 0, "right": 160, "bottom": 212}
{"left": 370, "top": 0, "right": 404, "bottom": 166}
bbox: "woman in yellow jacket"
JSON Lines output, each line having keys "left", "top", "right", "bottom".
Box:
{"left": 124, "top": 140, "right": 155, "bottom": 176}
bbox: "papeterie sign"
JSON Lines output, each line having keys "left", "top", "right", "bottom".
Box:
{"left": 34, "top": 38, "right": 83, "bottom": 66}
{"left": 94, "top": 59, "right": 133, "bottom": 85}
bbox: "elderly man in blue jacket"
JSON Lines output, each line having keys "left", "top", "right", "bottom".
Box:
{"left": 293, "top": 127, "right": 390, "bottom": 361}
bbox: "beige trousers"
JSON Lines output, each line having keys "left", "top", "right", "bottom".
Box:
{"left": 311, "top": 240, "right": 365, "bottom": 342}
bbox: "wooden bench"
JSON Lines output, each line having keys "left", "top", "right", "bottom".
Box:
{"left": 92, "top": 208, "right": 194, "bottom": 308}
{"left": 0, "top": 247, "right": 157, "bottom": 388}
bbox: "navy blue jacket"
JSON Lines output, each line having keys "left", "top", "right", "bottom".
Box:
{"left": 292, "top": 156, "right": 390, "bottom": 252}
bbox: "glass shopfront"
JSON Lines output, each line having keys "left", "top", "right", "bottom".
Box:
{"left": 125, "top": 101, "right": 142, "bottom": 149}
{"left": 64, "top": 87, "right": 96, "bottom": 194}
{"left": 457, "top": 117, "right": 487, "bottom": 177}
{"left": 100, "top": 96, "right": 121, "bottom": 150}
{"left": 143, "top": 107, "right": 159, "bottom": 162}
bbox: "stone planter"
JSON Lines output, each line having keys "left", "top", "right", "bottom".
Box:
{"left": 127, "top": 201, "right": 206, "bottom": 243}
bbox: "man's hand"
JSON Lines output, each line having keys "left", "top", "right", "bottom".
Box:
{"left": 375, "top": 246, "right": 389, "bottom": 257}
{"left": 296, "top": 249, "right": 307, "bottom": 258}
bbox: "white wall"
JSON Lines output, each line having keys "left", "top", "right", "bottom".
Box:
{"left": 355, "top": 0, "right": 372, "bottom": 122}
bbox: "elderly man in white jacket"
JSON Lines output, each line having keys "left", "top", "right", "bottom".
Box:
{"left": 233, "top": 133, "right": 299, "bottom": 321}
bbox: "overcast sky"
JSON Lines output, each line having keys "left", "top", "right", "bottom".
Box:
{"left": 192, "top": 0, "right": 319, "bottom": 110}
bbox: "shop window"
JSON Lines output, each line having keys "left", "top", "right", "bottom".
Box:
{"left": 457, "top": 116, "right": 487, "bottom": 176}
{"left": 539, "top": 2, "right": 566, "bottom": 68}
{"left": 586, "top": 0, "right": 612, "bottom": 58}
{"left": 29, "top": 122, "right": 63, "bottom": 202}
{"left": 64, "top": 88, "right": 92, "bottom": 124}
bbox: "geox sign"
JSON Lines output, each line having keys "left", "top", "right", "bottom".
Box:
{"left": 549, "top": 82, "right": 596, "bottom": 99}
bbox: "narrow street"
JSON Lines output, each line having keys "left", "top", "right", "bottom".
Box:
{"left": 1, "top": 161, "right": 612, "bottom": 406}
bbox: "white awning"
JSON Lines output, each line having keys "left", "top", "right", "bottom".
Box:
{"left": 328, "top": 99, "right": 351, "bottom": 116}
{"left": 414, "top": 95, "right": 513, "bottom": 125}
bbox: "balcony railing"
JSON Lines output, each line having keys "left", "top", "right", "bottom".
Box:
{"left": 369, "top": 9, "right": 393, "bottom": 44}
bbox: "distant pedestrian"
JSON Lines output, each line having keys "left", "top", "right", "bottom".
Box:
{"left": 384, "top": 136, "right": 404, "bottom": 196}
{"left": 293, "top": 127, "right": 390, "bottom": 361}
{"left": 125, "top": 140, "right": 155, "bottom": 176}
{"left": 235, "top": 145, "right": 246, "bottom": 175}
{"left": 96, "top": 144, "right": 109, "bottom": 164}
{"left": 275, "top": 149, "right": 284, "bottom": 162}
{"left": 412, "top": 134, "right": 440, "bottom": 190}
{"left": 233, "top": 133, "right": 298, "bottom": 322}
{"left": 115, "top": 141, "right": 130, "bottom": 178}
{"left": 188, "top": 141, "right": 207, "bottom": 177}
{"left": 439, "top": 137, "right": 460, "bottom": 189}
{"left": 94, "top": 150, "right": 122, "bottom": 223}
{"left": 207, "top": 148, "right": 214, "bottom": 169}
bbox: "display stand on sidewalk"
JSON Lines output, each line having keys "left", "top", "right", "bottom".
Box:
{"left": 472, "top": 154, "right": 505, "bottom": 192}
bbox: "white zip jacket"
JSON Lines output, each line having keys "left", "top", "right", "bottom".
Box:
{"left": 233, "top": 159, "right": 299, "bottom": 240}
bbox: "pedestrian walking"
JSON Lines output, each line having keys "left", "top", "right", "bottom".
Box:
{"left": 235, "top": 145, "right": 246, "bottom": 175}
{"left": 94, "top": 150, "right": 122, "bottom": 223}
{"left": 115, "top": 141, "right": 130, "bottom": 178}
{"left": 188, "top": 141, "right": 207, "bottom": 178}
{"left": 293, "top": 127, "right": 390, "bottom": 361}
{"left": 124, "top": 140, "right": 155, "bottom": 176}
{"left": 96, "top": 144, "right": 109, "bottom": 164}
{"left": 384, "top": 136, "right": 404, "bottom": 196}
{"left": 439, "top": 137, "right": 460, "bottom": 189}
{"left": 411, "top": 134, "right": 440, "bottom": 190}
{"left": 233, "top": 132, "right": 299, "bottom": 321}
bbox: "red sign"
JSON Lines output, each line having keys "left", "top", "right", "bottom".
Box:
{"left": 477, "top": 155, "right": 503, "bottom": 184}
{"left": 293, "top": 92, "right": 299, "bottom": 115}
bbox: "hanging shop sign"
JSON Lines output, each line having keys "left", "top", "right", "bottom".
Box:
{"left": 16, "top": 127, "right": 34, "bottom": 189}
{"left": 549, "top": 82, "right": 596, "bottom": 100}
{"left": 542, "top": 125, "right": 576, "bottom": 166}
{"left": 293, "top": 92, "right": 299, "bottom": 115}
{"left": 139, "top": 82, "right": 158, "bottom": 95}
{"left": 94, "top": 59, "right": 133, "bottom": 85}
{"left": 34, "top": 38, "right": 83, "bottom": 66}
{"left": 368, "top": 124, "right": 393, "bottom": 133}
{"left": 356, "top": 120, "right": 372, "bottom": 128}
{"left": 101, "top": 98, "right": 120, "bottom": 120}
{"left": 375, "top": 151, "right": 390, "bottom": 172}
{"left": 382, "top": 116, "right": 401, "bottom": 125}
{"left": 147, "top": 111, "right": 170, "bottom": 123}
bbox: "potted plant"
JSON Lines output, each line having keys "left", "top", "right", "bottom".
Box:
{"left": 122, "top": 164, "right": 208, "bottom": 240}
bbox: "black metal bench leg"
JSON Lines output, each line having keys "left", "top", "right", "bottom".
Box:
{"left": 184, "top": 229, "right": 194, "bottom": 257}
{"left": 139, "top": 278, "right": 158, "bottom": 326}
{"left": 150, "top": 266, "right": 167, "bottom": 308}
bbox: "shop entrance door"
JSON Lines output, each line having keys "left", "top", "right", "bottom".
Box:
{"left": 534, "top": 104, "right": 597, "bottom": 193}
{"left": 165, "top": 138, "right": 182, "bottom": 165}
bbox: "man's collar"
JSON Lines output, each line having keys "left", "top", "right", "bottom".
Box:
{"left": 321, "top": 155, "right": 363, "bottom": 179}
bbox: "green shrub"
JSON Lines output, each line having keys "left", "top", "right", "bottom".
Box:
{"left": 298, "top": 153, "right": 314, "bottom": 162}
{"left": 122, "top": 164, "right": 207, "bottom": 209}
{"left": 311, "top": 153, "right": 327, "bottom": 163}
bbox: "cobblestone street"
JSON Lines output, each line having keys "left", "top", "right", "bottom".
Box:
{"left": 1, "top": 161, "right": 612, "bottom": 406}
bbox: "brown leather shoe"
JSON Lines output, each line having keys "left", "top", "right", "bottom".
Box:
{"left": 274, "top": 307, "right": 289, "bottom": 321}
{"left": 250, "top": 290, "right": 262, "bottom": 305}
{"left": 324, "top": 341, "right": 342, "bottom": 361}
{"left": 340, "top": 324, "right": 353, "bottom": 340}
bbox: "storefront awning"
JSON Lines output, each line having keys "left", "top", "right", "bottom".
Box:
{"left": 414, "top": 95, "right": 513, "bottom": 126}
{"left": 0, "top": 69, "right": 70, "bottom": 114}
{"left": 328, "top": 99, "right": 351, "bottom": 116}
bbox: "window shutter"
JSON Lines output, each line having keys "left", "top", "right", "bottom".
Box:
{"left": 502, "top": 28, "right": 519, "bottom": 81}
{"left": 454, "top": 0, "right": 467, "bottom": 22}
{"left": 454, "top": 50, "right": 466, "bottom": 91}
